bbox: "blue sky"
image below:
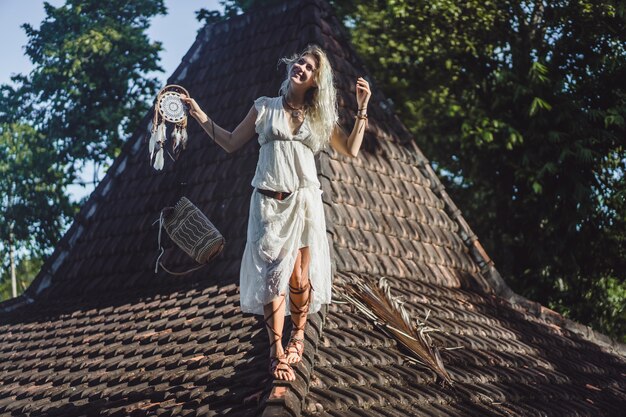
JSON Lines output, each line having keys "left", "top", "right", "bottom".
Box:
{"left": 0, "top": 0, "right": 222, "bottom": 86}
{"left": 0, "top": 0, "right": 222, "bottom": 200}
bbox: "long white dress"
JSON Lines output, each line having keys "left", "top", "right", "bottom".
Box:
{"left": 239, "top": 96, "right": 332, "bottom": 316}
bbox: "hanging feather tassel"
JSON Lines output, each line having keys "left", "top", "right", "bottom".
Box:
{"left": 148, "top": 122, "right": 157, "bottom": 160}
{"left": 148, "top": 103, "right": 160, "bottom": 161}
{"left": 172, "top": 126, "right": 182, "bottom": 158}
{"left": 340, "top": 274, "right": 453, "bottom": 385}
{"left": 180, "top": 127, "right": 188, "bottom": 150}
{"left": 151, "top": 121, "right": 166, "bottom": 170}
{"left": 153, "top": 142, "right": 165, "bottom": 170}
{"left": 158, "top": 121, "right": 166, "bottom": 144}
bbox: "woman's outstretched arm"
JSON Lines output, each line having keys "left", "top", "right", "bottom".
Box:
{"left": 330, "top": 119, "right": 365, "bottom": 158}
{"left": 181, "top": 94, "right": 257, "bottom": 153}
{"left": 330, "top": 77, "right": 371, "bottom": 158}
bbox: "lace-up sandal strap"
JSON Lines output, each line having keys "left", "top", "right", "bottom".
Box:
{"left": 286, "top": 336, "right": 305, "bottom": 360}
{"left": 289, "top": 300, "right": 310, "bottom": 318}
{"left": 269, "top": 355, "right": 293, "bottom": 378}
{"left": 289, "top": 283, "right": 311, "bottom": 316}
{"left": 264, "top": 326, "right": 282, "bottom": 349}
{"left": 263, "top": 300, "right": 284, "bottom": 350}
{"left": 288, "top": 281, "right": 310, "bottom": 295}
{"left": 288, "top": 285, "right": 311, "bottom": 334}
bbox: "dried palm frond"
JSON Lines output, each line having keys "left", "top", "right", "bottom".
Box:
{"left": 340, "top": 274, "right": 453, "bottom": 385}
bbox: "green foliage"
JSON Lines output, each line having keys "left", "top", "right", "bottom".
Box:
{"left": 0, "top": 0, "right": 166, "bottom": 300}
{"left": 333, "top": 0, "right": 626, "bottom": 340}
{"left": 196, "top": 1, "right": 242, "bottom": 25}
{"left": 0, "top": 120, "right": 73, "bottom": 252}
{"left": 0, "top": 256, "right": 43, "bottom": 302}
{"left": 21, "top": 0, "right": 166, "bottom": 174}
{"left": 0, "top": 111, "right": 73, "bottom": 300}
{"left": 218, "top": 0, "right": 283, "bottom": 12}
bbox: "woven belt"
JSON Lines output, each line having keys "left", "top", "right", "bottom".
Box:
{"left": 256, "top": 188, "right": 292, "bottom": 201}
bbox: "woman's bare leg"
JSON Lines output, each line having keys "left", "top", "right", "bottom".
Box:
{"left": 285, "top": 247, "right": 311, "bottom": 364}
{"left": 263, "top": 293, "right": 295, "bottom": 381}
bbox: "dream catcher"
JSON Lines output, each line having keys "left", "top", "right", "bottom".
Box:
{"left": 148, "top": 84, "right": 190, "bottom": 170}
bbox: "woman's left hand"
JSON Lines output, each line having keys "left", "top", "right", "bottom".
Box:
{"left": 356, "top": 77, "right": 371, "bottom": 110}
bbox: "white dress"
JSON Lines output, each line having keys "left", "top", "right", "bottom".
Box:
{"left": 239, "top": 96, "right": 332, "bottom": 316}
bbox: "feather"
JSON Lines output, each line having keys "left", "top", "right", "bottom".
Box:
{"left": 153, "top": 146, "right": 164, "bottom": 170}
{"left": 172, "top": 128, "right": 181, "bottom": 154}
{"left": 180, "top": 127, "right": 188, "bottom": 150}
{"left": 151, "top": 122, "right": 166, "bottom": 167}
{"left": 148, "top": 127, "right": 157, "bottom": 159}
{"left": 157, "top": 121, "right": 166, "bottom": 144}
{"left": 340, "top": 274, "right": 453, "bottom": 385}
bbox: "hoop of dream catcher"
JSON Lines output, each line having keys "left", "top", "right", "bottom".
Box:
{"left": 148, "top": 84, "right": 190, "bottom": 170}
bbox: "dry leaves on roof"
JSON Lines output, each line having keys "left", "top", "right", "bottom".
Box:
{"left": 339, "top": 274, "right": 453, "bottom": 385}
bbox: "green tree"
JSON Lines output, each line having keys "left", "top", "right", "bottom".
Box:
{"left": 0, "top": 256, "right": 44, "bottom": 301}
{"left": 0, "top": 0, "right": 166, "bottom": 300}
{"left": 21, "top": 0, "right": 166, "bottom": 179}
{"left": 332, "top": 0, "right": 626, "bottom": 340}
{"left": 0, "top": 118, "right": 72, "bottom": 300}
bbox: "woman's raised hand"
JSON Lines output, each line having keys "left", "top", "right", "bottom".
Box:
{"left": 356, "top": 77, "right": 371, "bottom": 110}
{"left": 180, "top": 94, "right": 208, "bottom": 123}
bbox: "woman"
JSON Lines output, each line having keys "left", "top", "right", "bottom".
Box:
{"left": 181, "top": 45, "right": 370, "bottom": 381}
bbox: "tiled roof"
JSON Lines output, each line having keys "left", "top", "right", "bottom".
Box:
{"left": 1, "top": 1, "right": 624, "bottom": 416}
{"left": 303, "top": 272, "right": 625, "bottom": 417}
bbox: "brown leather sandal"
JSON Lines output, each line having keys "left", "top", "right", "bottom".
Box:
{"left": 263, "top": 296, "right": 285, "bottom": 352}
{"left": 286, "top": 282, "right": 311, "bottom": 364}
{"left": 285, "top": 337, "right": 305, "bottom": 363}
{"left": 269, "top": 355, "right": 294, "bottom": 380}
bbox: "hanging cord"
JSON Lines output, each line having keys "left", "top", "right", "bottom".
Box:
{"left": 154, "top": 210, "right": 166, "bottom": 273}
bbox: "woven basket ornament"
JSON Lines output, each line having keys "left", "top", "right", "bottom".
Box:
{"left": 155, "top": 197, "right": 225, "bottom": 275}
{"left": 148, "top": 84, "right": 190, "bottom": 170}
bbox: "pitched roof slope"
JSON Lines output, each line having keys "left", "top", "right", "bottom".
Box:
{"left": 1, "top": 1, "right": 624, "bottom": 417}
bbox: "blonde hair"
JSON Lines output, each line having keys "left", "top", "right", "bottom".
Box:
{"left": 279, "top": 44, "right": 338, "bottom": 153}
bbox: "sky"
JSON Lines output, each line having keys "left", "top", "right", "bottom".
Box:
{"left": 0, "top": 0, "right": 223, "bottom": 200}
{"left": 0, "top": 0, "right": 222, "bottom": 85}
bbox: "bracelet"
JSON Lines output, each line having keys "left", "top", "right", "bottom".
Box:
{"left": 356, "top": 114, "right": 368, "bottom": 133}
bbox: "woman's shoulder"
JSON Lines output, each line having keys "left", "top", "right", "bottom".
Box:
{"left": 253, "top": 96, "right": 281, "bottom": 135}
{"left": 254, "top": 96, "right": 280, "bottom": 108}
{"left": 254, "top": 96, "right": 282, "bottom": 119}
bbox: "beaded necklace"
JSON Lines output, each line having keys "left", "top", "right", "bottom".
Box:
{"left": 282, "top": 95, "right": 305, "bottom": 120}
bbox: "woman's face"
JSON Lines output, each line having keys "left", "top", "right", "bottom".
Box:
{"left": 289, "top": 53, "right": 317, "bottom": 90}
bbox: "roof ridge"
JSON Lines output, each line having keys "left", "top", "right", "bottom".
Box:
{"left": 261, "top": 305, "right": 329, "bottom": 417}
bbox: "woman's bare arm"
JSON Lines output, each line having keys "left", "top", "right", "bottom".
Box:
{"left": 330, "top": 121, "right": 366, "bottom": 158}
{"left": 181, "top": 94, "right": 257, "bottom": 153}
{"left": 329, "top": 77, "right": 371, "bottom": 158}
